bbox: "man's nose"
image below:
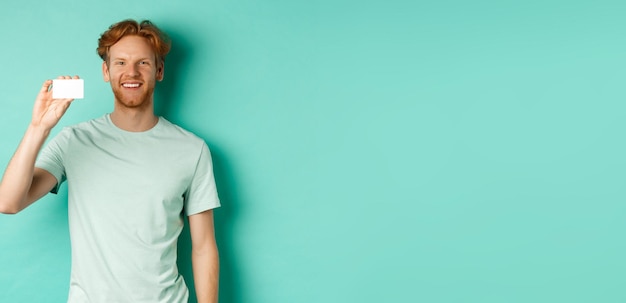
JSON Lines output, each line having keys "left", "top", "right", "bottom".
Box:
{"left": 127, "top": 64, "right": 139, "bottom": 76}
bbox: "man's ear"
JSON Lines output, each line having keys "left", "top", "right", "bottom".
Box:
{"left": 156, "top": 62, "right": 164, "bottom": 82}
{"left": 102, "top": 61, "right": 110, "bottom": 82}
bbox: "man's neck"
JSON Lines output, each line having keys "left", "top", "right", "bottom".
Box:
{"left": 110, "top": 107, "right": 159, "bottom": 132}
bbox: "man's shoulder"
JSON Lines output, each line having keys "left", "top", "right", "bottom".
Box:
{"left": 158, "top": 117, "right": 205, "bottom": 144}
{"left": 51, "top": 115, "right": 108, "bottom": 141}
{"left": 61, "top": 115, "right": 108, "bottom": 132}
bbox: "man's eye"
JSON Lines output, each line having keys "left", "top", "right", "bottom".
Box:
{"left": 140, "top": 61, "right": 149, "bottom": 65}
{"left": 115, "top": 61, "right": 125, "bottom": 65}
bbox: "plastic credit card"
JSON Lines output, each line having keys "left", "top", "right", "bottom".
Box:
{"left": 52, "top": 79, "right": 84, "bottom": 99}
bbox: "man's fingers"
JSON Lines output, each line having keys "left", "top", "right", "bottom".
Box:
{"left": 40, "top": 80, "right": 53, "bottom": 94}
{"left": 56, "top": 98, "right": 75, "bottom": 117}
{"left": 55, "top": 75, "right": 76, "bottom": 80}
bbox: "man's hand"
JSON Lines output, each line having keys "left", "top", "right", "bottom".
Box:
{"left": 0, "top": 76, "right": 76, "bottom": 214}
{"left": 31, "top": 75, "right": 79, "bottom": 131}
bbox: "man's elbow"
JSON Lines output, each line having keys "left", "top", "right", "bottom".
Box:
{"left": 0, "top": 200, "right": 20, "bottom": 214}
{"left": 192, "top": 245, "right": 219, "bottom": 257}
{"left": 0, "top": 206, "right": 19, "bottom": 215}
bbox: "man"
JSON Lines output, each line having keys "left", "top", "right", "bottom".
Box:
{"left": 0, "top": 19, "right": 220, "bottom": 303}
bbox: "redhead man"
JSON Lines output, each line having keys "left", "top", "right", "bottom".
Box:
{"left": 0, "top": 19, "right": 220, "bottom": 303}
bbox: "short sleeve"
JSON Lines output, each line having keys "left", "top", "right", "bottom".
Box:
{"left": 184, "top": 142, "right": 220, "bottom": 216}
{"left": 35, "top": 129, "right": 69, "bottom": 194}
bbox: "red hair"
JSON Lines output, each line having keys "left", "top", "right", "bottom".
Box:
{"left": 97, "top": 19, "right": 171, "bottom": 65}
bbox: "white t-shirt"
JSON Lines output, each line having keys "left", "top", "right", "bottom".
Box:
{"left": 36, "top": 114, "right": 220, "bottom": 303}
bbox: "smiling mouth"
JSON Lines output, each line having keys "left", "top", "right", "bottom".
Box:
{"left": 122, "top": 83, "right": 142, "bottom": 88}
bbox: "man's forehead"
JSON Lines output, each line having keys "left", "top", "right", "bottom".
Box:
{"left": 109, "top": 36, "right": 154, "bottom": 55}
{"left": 109, "top": 49, "right": 156, "bottom": 62}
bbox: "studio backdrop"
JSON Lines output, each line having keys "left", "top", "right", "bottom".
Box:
{"left": 1, "top": 0, "right": 626, "bottom": 302}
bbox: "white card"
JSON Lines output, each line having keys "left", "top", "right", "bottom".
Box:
{"left": 52, "top": 79, "right": 84, "bottom": 99}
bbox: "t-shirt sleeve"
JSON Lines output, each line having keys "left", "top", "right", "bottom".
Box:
{"left": 184, "top": 142, "right": 221, "bottom": 216}
{"left": 35, "top": 129, "right": 68, "bottom": 194}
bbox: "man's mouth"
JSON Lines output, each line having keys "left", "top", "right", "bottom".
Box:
{"left": 122, "top": 82, "right": 142, "bottom": 88}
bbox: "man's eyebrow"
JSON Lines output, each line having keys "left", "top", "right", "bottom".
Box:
{"left": 111, "top": 57, "right": 152, "bottom": 62}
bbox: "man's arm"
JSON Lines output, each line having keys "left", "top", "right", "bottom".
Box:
{"left": 189, "top": 209, "right": 219, "bottom": 303}
{"left": 0, "top": 77, "right": 76, "bottom": 214}
{"left": 0, "top": 130, "right": 58, "bottom": 214}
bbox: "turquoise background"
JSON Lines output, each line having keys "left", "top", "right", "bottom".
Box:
{"left": 1, "top": 0, "right": 626, "bottom": 302}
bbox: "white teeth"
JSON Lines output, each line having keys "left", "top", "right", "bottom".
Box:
{"left": 123, "top": 83, "right": 140, "bottom": 88}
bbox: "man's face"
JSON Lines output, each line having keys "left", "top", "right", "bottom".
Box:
{"left": 102, "top": 35, "right": 164, "bottom": 109}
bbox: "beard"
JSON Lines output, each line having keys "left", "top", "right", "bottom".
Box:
{"left": 111, "top": 83, "right": 154, "bottom": 109}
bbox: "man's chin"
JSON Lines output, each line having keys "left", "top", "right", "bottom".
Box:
{"left": 112, "top": 80, "right": 155, "bottom": 109}
{"left": 113, "top": 92, "right": 151, "bottom": 109}
{"left": 117, "top": 99, "right": 150, "bottom": 109}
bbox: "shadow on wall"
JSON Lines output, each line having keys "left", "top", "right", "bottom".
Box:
{"left": 155, "top": 26, "right": 241, "bottom": 303}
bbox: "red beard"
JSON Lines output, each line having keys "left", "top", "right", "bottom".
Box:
{"left": 111, "top": 82, "right": 153, "bottom": 109}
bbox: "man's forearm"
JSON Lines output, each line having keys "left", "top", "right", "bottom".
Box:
{"left": 0, "top": 125, "right": 49, "bottom": 213}
{"left": 192, "top": 248, "right": 219, "bottom": 303}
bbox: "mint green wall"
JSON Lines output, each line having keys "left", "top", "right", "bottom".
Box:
{"left": 2, "top": 0, "right": 626, "bottom": 302}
